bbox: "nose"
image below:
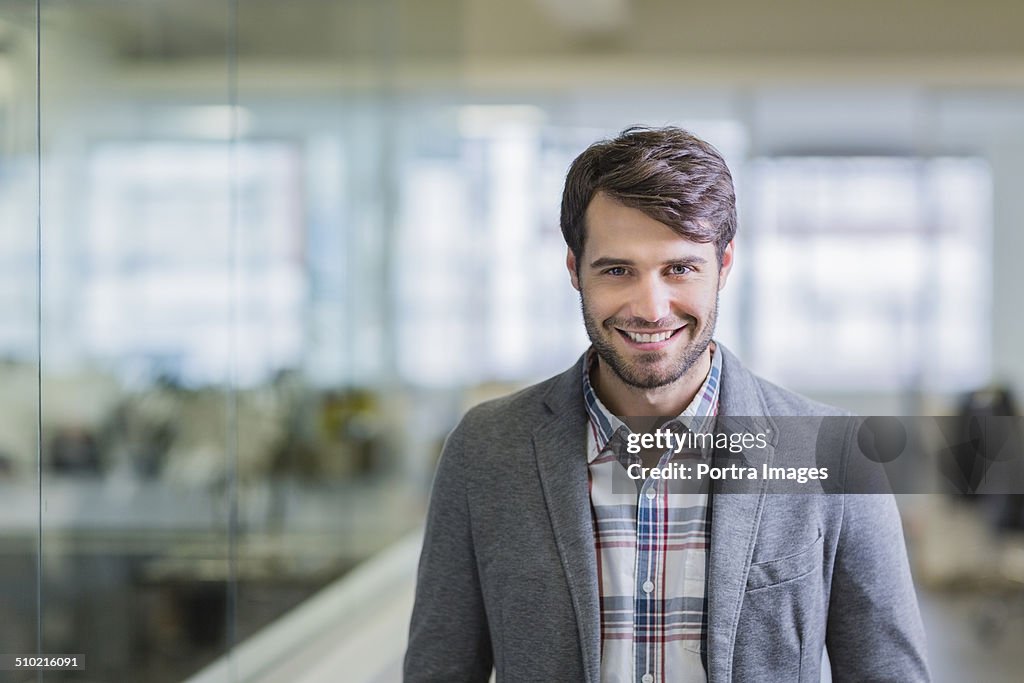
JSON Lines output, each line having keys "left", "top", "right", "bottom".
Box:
{"left": 630, "top": 274, "right": 672, "bottom": 323}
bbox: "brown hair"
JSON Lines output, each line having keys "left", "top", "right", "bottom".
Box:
{"left": 560, "top": 126, "right": 737, "bottom": 266}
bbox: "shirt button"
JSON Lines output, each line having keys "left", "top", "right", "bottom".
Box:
{"left": 642, "top": 580, "right": 654, "bottom": 593}
{"left": 642, "top": 674, "right": 654, "bottom": 683}
{"left": 645, "top": 489, "right": 657, "bottom": 500}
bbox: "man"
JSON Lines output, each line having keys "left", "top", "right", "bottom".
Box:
{"left": 404, "top": 127, "right": 929, "bottom": 682}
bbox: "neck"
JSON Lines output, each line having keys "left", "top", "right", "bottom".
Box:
{"left": 592, "top": 344, "right": 713, "bottom": 422}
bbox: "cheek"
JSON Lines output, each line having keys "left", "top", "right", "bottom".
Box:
{"left": 672, "top": 288, "right": 718, "bottom": 318}
{"left": 590, "top": 304, "right": 623, "bottom": 327}
{"left": 582, "top": 285, "right": 627, "bottom": 319}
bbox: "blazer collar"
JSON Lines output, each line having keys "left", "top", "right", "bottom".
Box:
{"left": 715, "top": 342, "right": 779, "bottom": 443}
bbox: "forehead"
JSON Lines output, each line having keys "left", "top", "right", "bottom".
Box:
{"left": 582, "top": 192, "right": 714, "bottom": 260}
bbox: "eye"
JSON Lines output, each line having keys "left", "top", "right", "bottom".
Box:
{"left": 668, "top": 263, "right": 692, "bottom": 276}
{"left": 604, "top": 266, "right": 628, "bottom": 277}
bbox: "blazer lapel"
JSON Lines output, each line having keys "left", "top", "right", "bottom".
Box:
{"left": 533, "top": 355, "right": 601, "bottom": 683}
{"left": 705, "top": 344, "right": 778, "bottom": 683}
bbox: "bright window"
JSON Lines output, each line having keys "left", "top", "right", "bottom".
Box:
{"left": 746, "top": 156, "right": 991, "bottom": 391}
{"left": 85, "top": 141, "right": 305, "bottom": 387}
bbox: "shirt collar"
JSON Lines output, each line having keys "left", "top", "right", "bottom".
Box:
{"left": 582, "top": 343, "right": 722, "bottom": 462}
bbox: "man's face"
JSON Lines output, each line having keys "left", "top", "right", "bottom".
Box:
{"left": 567, "top": 192, "right": 734, "bottom": 391}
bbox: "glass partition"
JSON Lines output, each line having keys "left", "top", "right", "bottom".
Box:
{"left": 0, "top": 0, "right": 42, "bottom": 676}
{"left": 32, "top": 2, "right": 235, "bottom": 680}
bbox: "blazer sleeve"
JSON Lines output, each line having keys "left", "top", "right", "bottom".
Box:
{"left": 404, "top": 419, "right": 494, "bottom": 682}
{"left": 826, "top": 493, "right": 931, "bottom": 682}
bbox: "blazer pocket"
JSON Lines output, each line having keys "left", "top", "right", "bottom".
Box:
{"left": 746, "top": 532, "right": 823, "bottom": 591}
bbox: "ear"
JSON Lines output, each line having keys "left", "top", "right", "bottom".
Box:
{"left": 717, "top": 240, "right": 735, "bottom": 291}
{"left": 566, "top": 248, "right": 581, "bottom": 291}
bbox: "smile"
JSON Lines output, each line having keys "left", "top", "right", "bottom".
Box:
{"left": 615, "top": 327, "right": 684, "bottom": 347}
{"left": 623, "top": 330, "right": 673, "bottom": 343}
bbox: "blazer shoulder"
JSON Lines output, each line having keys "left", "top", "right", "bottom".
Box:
{"left": 717, "top": 342, "right": 852, "bottom": 419}
{"left": 754, "top": 375, "right": 853, "bottom": 418}
{"left": 454, "top": 370, "right": 566, "bottom": 440}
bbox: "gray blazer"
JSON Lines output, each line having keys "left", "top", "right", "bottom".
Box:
{"left": 405, "top": 345, "right": 930, "bottom": 682}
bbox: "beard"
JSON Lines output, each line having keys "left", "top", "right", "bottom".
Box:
{"left": 580, "top": 291, "right": 718, "bottom": 390}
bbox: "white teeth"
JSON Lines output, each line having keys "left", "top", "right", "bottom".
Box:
{"left": 626, "top": 330, "right": 672, "bottom": 343}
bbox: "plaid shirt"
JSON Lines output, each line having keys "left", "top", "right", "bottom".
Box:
{"left": 584, "top": 345, "right": 722, "bottom": 683}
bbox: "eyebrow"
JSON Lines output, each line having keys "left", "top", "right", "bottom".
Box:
{"left": 588, "top": 255, "right": 709, "bottom": 269}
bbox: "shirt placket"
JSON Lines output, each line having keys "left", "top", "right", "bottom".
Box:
{"left": 632, "top": 431, "right": 679, "bottom": 683}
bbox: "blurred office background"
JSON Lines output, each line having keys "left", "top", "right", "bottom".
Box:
{"left": 1, "top": 1, "right": 1023, "bottom": 681}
